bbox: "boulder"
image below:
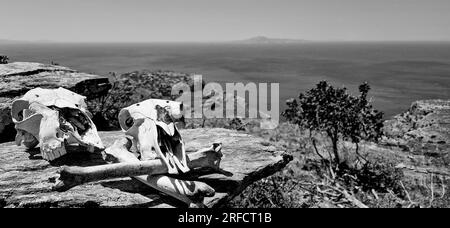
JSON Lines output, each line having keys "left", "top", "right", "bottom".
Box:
{"left": 0, "top": 128, "right": 292, "bottom": 208}
{"left": 0, "top": 62, "right": 111, "bottom": 142}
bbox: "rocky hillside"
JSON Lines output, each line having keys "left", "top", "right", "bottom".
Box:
{"left": 0, "top": 62, "right": 111, "bottom": 142}
{"left": 383, "top": 99, "right": 449, "bottom": 155}
{"left": 228, "top": 99, "right": 449, "bottom": 208}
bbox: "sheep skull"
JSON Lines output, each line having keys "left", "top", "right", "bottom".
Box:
{"left": 11, "top": 87, "right": 104, "bottom": 161}
{"left": 118, "top": 99, "right": 188, "bottom": 174}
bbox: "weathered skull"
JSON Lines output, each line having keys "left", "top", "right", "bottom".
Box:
{"left": 11, "top": 87, "right": 104, "bottom": 161}
{"left": 118, "top": 99, "right": 188, "bottom": 174}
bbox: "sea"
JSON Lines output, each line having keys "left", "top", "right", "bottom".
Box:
{"left": 1, "top": 41, "right": 449, "bottom": 118}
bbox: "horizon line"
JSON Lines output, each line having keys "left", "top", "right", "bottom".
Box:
{"left": 2, "top": 38, "right": 450, "bottom": 44}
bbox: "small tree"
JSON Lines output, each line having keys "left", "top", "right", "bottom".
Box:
{"left": 0, "top": 55, "right": 9, "bottom": 64}
{"left": 282, "top": 81, "right": 383, "bottom": 164}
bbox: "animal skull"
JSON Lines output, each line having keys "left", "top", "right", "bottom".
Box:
{"left": 11, "top": 87, "right": 104, "bottom": 161}
{"left": 118, "top": 99, "right": 189, "bottom": 174}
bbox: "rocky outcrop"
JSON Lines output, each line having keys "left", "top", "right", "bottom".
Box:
{"left": 0, "top": 128, "right": 292, "bottom": 208}
{"left": 383, "top": 99, "right": 450, "bottom": 155}
{"left": 0, "top": 62, "right": 111, "bottom": 142}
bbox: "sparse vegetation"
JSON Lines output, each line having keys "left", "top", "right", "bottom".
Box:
{"left": 0, "top": 55, "right": 9, "bottom": 64}
{"left": 282, "top": 81, "right": 384, "bottom": 165}
{"left": 227, "top": 118, "right": 247, "bottom": 131}
{"left": 229, "top": 81, "right": 448, "bottom": 208}
{"left": 229, "top": 121, "right": 448, "bottom": 208}
{"left": 87, "top": 71, "right": 195, "bottom": 130}
{"left": 85, "top": 73, "right": 448, "bottom": 208}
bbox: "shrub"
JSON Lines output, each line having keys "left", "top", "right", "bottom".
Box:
{"left": 356, "top": 159, "right": 404, "bottom": 193}
{"left": 338, "top": 158, "right": 404, "bottom": 194}
{"left": 227, "top": 118, "right": 247, "bottom": 131}
{"left": 227, "top": 174, "right": 302, "bottom": 208}
{"left": 0, "top": 55, "right": 9, "bottom": 64}
{"left": 282, "top": 81, "right": 384, "bottom": 164}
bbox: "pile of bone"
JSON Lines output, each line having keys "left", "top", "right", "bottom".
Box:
{"left": 12, "top": 88, "right": 223, "bottom": 208}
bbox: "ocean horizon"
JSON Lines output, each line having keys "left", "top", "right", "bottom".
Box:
{"left": 1, "top": 41, "right": 449, "bottom": 118}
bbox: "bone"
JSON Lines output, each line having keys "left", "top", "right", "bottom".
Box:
{"left": 139, "top": 175, "right": 215, "bottom": 207}
{"left": 55, "top": 138, "right": 222, "bottom": 194}
{"left": 125, "top": 117, "right": 189, "bottom": 174}
{"left": 29, "top": 102, "right": 67, "bottom": 161}
{"left": 107, "top": 138, "right": 217, "bottom": 207}
{"left": 56, "top": 160, "right": 168, "bottom": 191}
{"left": 11, "top": 87, "right": 104, "bottom": 161}
{"left": 118, "top": 99, "right": 189, "bottom": 174}
{"left": 125, "top": 118, "right": 160, "bottom": 161}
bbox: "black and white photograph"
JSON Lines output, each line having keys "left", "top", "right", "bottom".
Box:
{"left": 0, "top": 0, "right": 449, "bottom": 213}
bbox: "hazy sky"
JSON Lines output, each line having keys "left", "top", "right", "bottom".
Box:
{"left": 1, "top": 0, "right": 450, "bottom": 42}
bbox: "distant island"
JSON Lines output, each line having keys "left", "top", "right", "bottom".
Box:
{"left": 234, "top": 36, "right": 309, "bottom": 44}
{"left": 0, "top": 36, "right": 309, "bottom": 44}
{"left": 0, "top": 39, "right": 27, "bottom": 44}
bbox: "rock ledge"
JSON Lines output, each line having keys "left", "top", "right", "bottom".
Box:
{"left": 0, "top": 128, "right": 292, "bottom": 208}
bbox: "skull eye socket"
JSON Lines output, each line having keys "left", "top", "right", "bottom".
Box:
{"left": 125, "top": 117, "right": 134, "bottom": 128}
{"left": 17, "top": 110, "right": 24, "bottom": 120}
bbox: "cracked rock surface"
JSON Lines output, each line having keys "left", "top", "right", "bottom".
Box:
{"left": 0, "top": 128, "right": 292, "bottom": 208}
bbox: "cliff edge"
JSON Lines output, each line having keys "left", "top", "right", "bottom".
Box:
{"left": 383, "top": 99, "right": 449, "bottom": 155}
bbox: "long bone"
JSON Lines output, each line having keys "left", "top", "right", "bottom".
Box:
{"left": 56, "top": 138, "right": 220, "bottom": 207}
{"left": 109, "top": 138, "right": 216, "bottom": 207}
{"left": 55, "top": 138, "right": 222, "bottom": 191}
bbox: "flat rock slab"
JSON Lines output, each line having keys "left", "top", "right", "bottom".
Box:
{"left": 0, "top": 62, "right": 75, "bottom": 76}
{"left": 0, "top": 62, "right": 110, "bottom": 98}
{"left": 0, "top": 128, "right": 292, "bottom": 208}
{"left": 0, "top": 62, "right": 111, "bottom": 142}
